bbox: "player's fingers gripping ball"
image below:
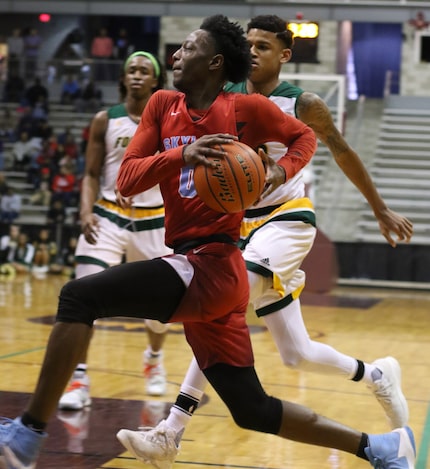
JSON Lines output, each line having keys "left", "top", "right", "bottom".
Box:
{"left": 194, "top": 141, "right": 266, "bottom": 213}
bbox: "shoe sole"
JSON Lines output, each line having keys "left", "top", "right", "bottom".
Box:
{"left": 395, "top": 426, "right": 416, "bottom": 468}
{"left": 145, "top": 387, "right": 167, "bottom": 397}
{"left": 373, "top": 356, "right": 409, "bottom": 429}
{"left": 58, "top": 398, "right": 92, "bottom": 411}
{"left": 116, "top": 429, "right": 174, "bottom": 469}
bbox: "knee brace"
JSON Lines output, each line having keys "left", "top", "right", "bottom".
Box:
{"left": 56, "top": 279, "right": 97, "bottom": 326}
{"left": 204, "top": 364, "right": 282, "bottom": 434}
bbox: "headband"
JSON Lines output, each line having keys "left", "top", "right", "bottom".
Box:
{"left": 124, "top": 51, "right": 160, "bottom": 78}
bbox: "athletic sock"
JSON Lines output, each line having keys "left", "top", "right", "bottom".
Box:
{"left": 165, "top": 384, "right": 203, "bottom": 436}
{"left": 351, "top": 360, "right": 382, "bottom": 385}
{"left": 356, "top": 432, "right": 369, "bottom": 461}
{"left": 21, "top": 412, "right": 47, "bottom": 433}
{"left": 73, "top": 363, "right": 88, "bottom": 379}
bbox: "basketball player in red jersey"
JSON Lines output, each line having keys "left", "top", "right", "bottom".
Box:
{"left": 131, "top": 17, "right": 413, "bottom": 469}
{"left": 0, "top": 15, "right": 415, "bottom": 469}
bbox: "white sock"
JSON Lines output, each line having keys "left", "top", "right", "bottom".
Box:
{"left": 165, "top": 384, "right": 204, "bottom": 434}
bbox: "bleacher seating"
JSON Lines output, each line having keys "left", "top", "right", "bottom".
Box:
{"left": 3, "top": 170, "right": 77, "bottom": 226}
{"left": 2, "top": 103, "right": 86, "bottom": 227}
{"left": 355, "top": 96, "right": 430, "bottom": 244}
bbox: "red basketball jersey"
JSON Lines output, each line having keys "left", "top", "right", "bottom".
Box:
{"left": 117, "top": 90, "right": 316, "bottom": 248}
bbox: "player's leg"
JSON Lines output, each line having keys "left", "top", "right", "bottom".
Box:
{"left": 128, "top": 224, "right": 173, "bottom": 397}
{"left": 246, "top": 217, "right": 408, "bottom": 429}
{"left": 143, "top": 320, "right": 169, "bottom": 396}
{"left": 117, "top": 362, "right": 416, "bottom": 469}
{"left": 0, "top": 259, "right": 186, "bottom": 468}
{"left": 117, "top": 356, "right": 206, "bottom": 468}
{"left": 205, "top": 364, "right": 414, "bottom": 468}
{"left": 57, "top": 263, "right": 106, "bottom": 411}
{"left": 136, "top": 269, "right": 269, "bottom": 442}
{"left": 58, "top": 222, "right": 125, "bottom": 410}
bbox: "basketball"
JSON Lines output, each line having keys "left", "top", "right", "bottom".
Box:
{"left": 194, "top": 141, "right": 266, "bottom": 213}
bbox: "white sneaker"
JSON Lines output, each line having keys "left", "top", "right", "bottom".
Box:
{"left": 368, "top": 357, "right": 409, "bottom": 429}
{"left": 58, "top": 373, "right": 92, "bottom": 410}
{"left": 117, "top": 419, "right": 179, "bottom": 469}
{"left": 143, "top": 352, "right": 167, "bottom": 396}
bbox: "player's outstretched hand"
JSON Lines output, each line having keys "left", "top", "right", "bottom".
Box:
{"left": 376, "top": 208, "right": 413, "bottom": 247}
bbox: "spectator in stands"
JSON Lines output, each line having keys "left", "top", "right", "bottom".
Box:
{"left": 15, "top": 106, "right": 38, "bottom": 138}
{"left": 7, "top": 28, "right": 24, "bottom": 76}
{"left": 0, "top": 186, "right": 22, "bottom": 224}
{"left": 76, "top": 80, "right": 102, "bottom": 113}
{"left": 57, "top": 127, "right": 73, "bottom": 146}
{"left": 0, "top": 107, "right": 15, "bottom": 140}
{"left": 0, "top": 223, "right": 20, "bottom": 264}
{"left": 0, "top": 109, "right": 15, "bottom": 166}
{"left": 23, "top": 28, "right": 42, "bottom": 80}
{"left": 0, "top": 171, "right": 10, "bottom": 197}
{"left": 61, "top": 75, "right": 81, "bottom": 106}
{"left": 24, "top": 77, "right": 49, "bottom": 110}
{"left": 58, "top": 153, "right": 77, "bottom": 175}
{"left": 62, "top": 132, "right": 79, "bottom": 160}
{"left": 0, "top": 140, "right": 4, "bottom": 171}
{"left": 47, "top": 134, "right": 59, "bottom": 154}
{"left": 30, "top": 97, "right": 49, "bottom": 121}
{"left": 11, "top": 130, "right": 41, "bottom": 171}
{"left": 80, "top": 124, "right": 90, "bottom": 156}
{"left": 3, "top": 72, "right": 25, "bottom": 103}
{"left": 29, "top": 180, "right": 51, "bottom": 207}
{"left": 28, "top": 138, "right": 56, "bottom": 188}
{"left": 5, "top": 231, "right": 34, "bottom": 273}
{"left": 75, "top": 123, "right": 90, "bottom": 175}
{"left": 32, "top": 227, "right": 58, "bottom": 275}
{"left": 46, "top": 198, "right": 66, "bottom": 229}
{"left": 114, "top": 28, "right": 132, "bottom": 60}
{"left": 60, "top": 235, "right": 77, "bottom": 277}
{"left": 33, "top": 118, "right": 53, "bottom": 141}
{"left": 51, "top": 166, "right": 77, "bottom": 207}
{"left": 90, "top": 27, "right": 114, "bottom": 81}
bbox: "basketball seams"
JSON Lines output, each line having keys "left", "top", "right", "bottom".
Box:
{"left": 203, "top": 158, "right": 229, "bottom": 212}
{"left": 194, "top": 141, "right": 265, "bottom": 213}
{"left": 221, "top": 142, "right": 245, "bottom": 211}
{"left": 233, "top": 141, "right": 265, "bottom": 205}
{"left": 239, "top": 142, "right": 265, "bottom": 196}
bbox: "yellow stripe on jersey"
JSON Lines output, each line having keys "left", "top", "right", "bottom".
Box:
{"left": 240, "top": 197, "right": 315, "bottom": 239}
{"left": 95, "top": 199, "right": 165, "bottom": 219}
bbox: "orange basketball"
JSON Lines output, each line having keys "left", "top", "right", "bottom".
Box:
{"left": 194, "top": 141, "right": 266, "bottom": 213}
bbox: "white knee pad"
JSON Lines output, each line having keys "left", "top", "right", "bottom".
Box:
{"left": 145, "top": 319, "right": 170, "bottom": 334}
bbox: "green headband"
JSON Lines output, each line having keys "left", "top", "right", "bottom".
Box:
{"left": 124, "top": 51, "right": 160, "bottom": 78}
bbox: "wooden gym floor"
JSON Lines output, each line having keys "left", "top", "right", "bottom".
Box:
{"left": 0, "top": 273, "right": 429, "bottom": 469}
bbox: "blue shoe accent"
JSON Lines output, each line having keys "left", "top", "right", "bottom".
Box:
{"left": 0, "top": 417, "right": 47, "bottom": 469}
{"left": 366, "top": 426, "right": 416, "bottom": 468}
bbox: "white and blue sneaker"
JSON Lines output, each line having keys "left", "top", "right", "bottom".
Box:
{"left": 0, "top": 417, "right": 47, "bottom": 469}
{"left": 366, "top": 427, "right": 416, "bottom": 468}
